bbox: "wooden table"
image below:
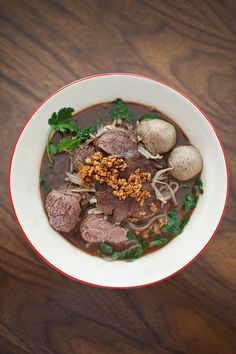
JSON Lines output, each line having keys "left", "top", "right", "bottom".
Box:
{"left": 1, "top": 1, "right": 235, "bottom": 353}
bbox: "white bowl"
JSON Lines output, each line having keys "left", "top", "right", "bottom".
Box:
{"left": 9, "top": 73, "right": 229, "bottom": 288}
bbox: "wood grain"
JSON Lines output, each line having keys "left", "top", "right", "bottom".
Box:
{"left": 0, "top": 0, "right": 236, "bottom": 353}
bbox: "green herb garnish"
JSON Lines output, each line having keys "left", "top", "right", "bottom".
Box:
{"left": 111, "top": 98, "right": 134, "bottom": 121}
{"left": 162, "top": 211, "right": 190, "bottom": 236}
{"left": 149, "top": 238, "right": 168, "bottom": 247}
{"left": 149, "top": 230, "right": 156, "bottom": 238}
{"left": 76, "top": 119, "right": 101, "bottom": 142}
{"left": 182, "top": 192, "right": 198, "bottom": 211}
{"left": 139, "top": 113, "right": 160, "bottom": 121}
{"left": 141, "top": 239, "right": 148, "bottom": 247}
{"left": 57, "top": 137, "right": 81, "bottom": 152}
{"left": 100, "top": 243, "right": 113, "bottom": 255}
{"left": 48, "top": 107, "right": 76, "bottom": 133}
{"left": 162, "top": 211, "right": 182, "bottom": 236}
{"left": 46, "top": 107, "right": 100, "bottom": 164}
{"left": 126, "top": 248, "right": 144, "bottom": 262}
{"left": 111, "top": 249, "right": 133, "bottom": 260}
{"left": 126, "top": 230, "right": 137, "bottom": 240}
{"left": 194, "top": 179, "right": 204, "bottom": 195}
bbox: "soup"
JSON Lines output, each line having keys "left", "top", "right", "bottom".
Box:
{"left": 40, "top": 99, "right": 203, "bottom": 262}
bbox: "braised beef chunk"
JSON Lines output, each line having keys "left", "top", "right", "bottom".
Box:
{"left": 45, "top": 189, "right": 81, "bottom": 232}
{"left": 72, "top": 144, "right": 96, "bottom": 171}
{"left": 122, "top": 154, "right": 156, "bottom": 179}
{"left": 95, "top": 130, "right": 138, "bottom": 157}
{"left": 80, "top": 213, "right": 128, "bottom": 244}
{"left": 96, "top": 184, "right": 158, "bottom": 223}
{"left": 96, "top": 186, "right": 140, "bottom": 222}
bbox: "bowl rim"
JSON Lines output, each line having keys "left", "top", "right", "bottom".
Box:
{"left": 8, "top": 73, "right": 229, "bottom": 289}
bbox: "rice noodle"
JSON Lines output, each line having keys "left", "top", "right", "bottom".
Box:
{"left": 67, "top": 187, "right": 95, "bottom": 193}
{"left": 157, "top": 181, "right": 179, "bottom": 206}
{"left": 95, "top": 124, "right": 125, "bottom": 137}
{"left": 138, "top": 145, "right": 163, "bottom": 160}
{"left": 151, "top": 166, "right": 174, "bottom": 184}
{"left": 151, "top": 165, "right": 175, "bottom": 205}
{"left": 65, "top": 172, "right": 81, "bottom": 185}
{"left": 125, "top": 214, "right": 165, "bottom": 232}
{"left": 69, "top": 155, "right": 73, "bottom": 173}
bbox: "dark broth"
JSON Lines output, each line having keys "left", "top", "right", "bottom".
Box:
{"left": 40, "top": 102, "right": 198, "bottom": 259}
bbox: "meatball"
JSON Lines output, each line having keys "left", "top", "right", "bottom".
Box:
{"left": 168, "top": 145, "right": 203, "bottom": 181}
{"left": 137, "top": 119, "right": 177, "bottom": 155}
{"left": 45, "top": 189, "right": 81, "bottom": 232}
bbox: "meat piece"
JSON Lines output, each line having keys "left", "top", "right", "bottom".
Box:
{"left": 80, "top": 213, "right": 128, "bottom": 245}
{"left": 45, "top": 189, "right": 81, "bottom": 232}
{"left": 96, "top": 184, "right": 158, "bottom": 223}
{"left": 121, "top": 154, "right": 156, "bottom": 179}
{"left": 72, "top": 144, "right": 96, "bottom": 171}
{"left": 95, "top": 130, "right": 138, "bottom": 157}
{"left": 96, "top": 186, "right": 139, "bottom": 222}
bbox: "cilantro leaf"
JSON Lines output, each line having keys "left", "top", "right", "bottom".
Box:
{"left": 110, "top": 98, "right": 135, "bottom": 121}
{"left": 162, "top": 211, "right": 182, "bottom": 236}
{"left": 139, "top": 114, "right": 160, "bottom": 121}
{"left": 100, "top": 243, "right": 113, "bottom": 255}
{"left": 182, "top": 192, "right": 198, "bottom": 211}
{"left": 76, "top": 119, "right": 101, "bottom": 142}
{"left": 111, "top": 249, "right": 133, "bottom": 260}
{"left": 195, "top": 179, "right": 204, "bottom": 195}
{"left": 48, "top": 107, "right": 76, "bottom": 133}
{"left": 149, "top": 238, "right": 168, "bottom": 247}
{"left": 126, "top": 230, "right": 137, "bottom": 240}
{"left": 125, "top": 248, "right": 144, "bottom": 262}
{"left": 57, "top": 137, "right": 80, "bottom": 152}
{"left": 149, "top": 230, "right": 156, "bottom": 238}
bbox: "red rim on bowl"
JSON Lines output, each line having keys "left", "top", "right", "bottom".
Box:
{"left": 8, "top": 73, "right": 229, "bottom": 289}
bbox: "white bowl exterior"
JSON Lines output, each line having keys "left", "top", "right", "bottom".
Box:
{"left": 10, "top": 75, "right": 228, "bottom": 287}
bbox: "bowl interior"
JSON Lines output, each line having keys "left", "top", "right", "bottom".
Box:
{"left": 10, "top": 74, "right": 228, "bottom": 287}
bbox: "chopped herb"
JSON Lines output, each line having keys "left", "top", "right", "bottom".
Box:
{"left": 180, "top": 216, "right": 190, "bottom": 230}
{"left": 100, "top": 243, "right": 113, "bottom": 255}
{"left": 162, "top": 211, "right": 182, "bottom": 236}
{"left": 57, "top": 137, "right": 81, "bottom": 152}
{"left": 149, "top": 230, "right": 156, "bottom": 238}
{"left": 141, "top": 239, "right": 148, "bottom": 247}
{"left": 149, "top": 238, "right": 168, "bottom": 247}
{"left": 195, "top": 179, "right": 204, "bottom": 195}
{"left": 139, "top": 113, "right": 160, "bottom": 121}
{"left": 126, "top": 248, "right": 144, "bottom": 262}
{"left": 112, "top": 249, "right": 133, "bottom": 260}
{"left": 48, "top": 107, "right": 77, "bottom": 133}
{"left": 126, "top": 230, "right": 136, "bottom": 240}
{"left": 179, "top": 182, "right": 188, "bottom": 189}
{"left": 182, "top": 192, "right": 198, "bottom": 211}
{"left": 77, "top": 119, "right": 101, "bottom": 142}
{"left": 110, "top": 98, "right": 135, "bottom": 122}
